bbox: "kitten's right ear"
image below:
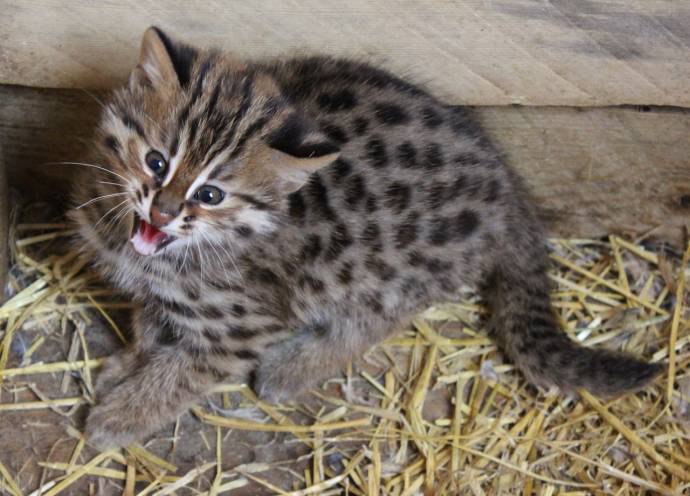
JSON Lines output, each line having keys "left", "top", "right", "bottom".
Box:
{"left": 130, "top": 27, "right": 198, "bottom": 89}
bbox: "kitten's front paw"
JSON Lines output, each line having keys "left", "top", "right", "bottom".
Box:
{"left": 84, "top": 402, "right": 139, "bottom": 450}
{"left": 94, "top": 352, "right": 135, "bottom": 398}
{"left": 252, "top": 362, "right": 297, "bottom": 404}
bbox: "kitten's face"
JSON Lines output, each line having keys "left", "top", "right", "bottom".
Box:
{"left": 94, "top": 28, "right": 338, "bottom": 257}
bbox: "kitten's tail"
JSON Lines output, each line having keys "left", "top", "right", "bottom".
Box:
{"left": 480, "top": 258, "right": 663, "bottom": 398}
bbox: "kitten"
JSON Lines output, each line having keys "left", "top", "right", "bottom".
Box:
{"left": 71, "top": 27, "right": 662, "bottom": 449}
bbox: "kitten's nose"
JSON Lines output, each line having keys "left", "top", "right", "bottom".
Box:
{"left": 150, "top": 206, "right": 174, "bottom": 227}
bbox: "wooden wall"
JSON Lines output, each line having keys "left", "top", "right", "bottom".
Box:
{"left": 3, "top": 1, "right": 690, "bottom": 106}
{"left": 1, "top": 1, "right": 689, "bottom": 247}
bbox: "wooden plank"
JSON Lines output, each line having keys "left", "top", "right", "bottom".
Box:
{"left": 0, "top": 145, "right": 7, "bottom": 301}
{"left": 480, "top": 105, "right": 690, "bottom": 244}
{"left": 2, "top": 1, "right": 690, "bottom": 106}
{"left": 0, "top": 85, "right": 688, "bottom": 244}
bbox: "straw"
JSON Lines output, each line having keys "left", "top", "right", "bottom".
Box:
{"left": 2, "top": 225, "right": 688, "bottom": 494}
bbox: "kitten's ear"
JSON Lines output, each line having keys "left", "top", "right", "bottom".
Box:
{"left": 130, "top": 27, "right": 198, "bottom": 89}
{"left": 263, "top": 113, "right": 340, "bottom": 193}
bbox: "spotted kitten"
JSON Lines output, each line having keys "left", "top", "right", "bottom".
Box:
{"left": 72, "top": 27, "right": 662, "bottom": 448}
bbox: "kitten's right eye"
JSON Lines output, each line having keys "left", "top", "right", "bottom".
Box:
{"left": 145, "top": 150, "right": 168, "bottom": 177}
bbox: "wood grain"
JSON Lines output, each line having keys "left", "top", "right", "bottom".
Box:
{"left": 2, "top": 1, "right": 690, "bottom": 106}
{"left": 0, "top": 85, "right": 688, "bottom": 244}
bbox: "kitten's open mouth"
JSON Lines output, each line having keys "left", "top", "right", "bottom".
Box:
{"left": 130, "top": 214, "right": 176, "bottom": 256}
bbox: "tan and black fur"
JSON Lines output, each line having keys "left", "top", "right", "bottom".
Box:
{"left": 71, "top": 27, "right": 663, "bottom": 448}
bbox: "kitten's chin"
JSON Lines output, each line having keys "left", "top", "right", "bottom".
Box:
{"left": 129, "top": 214, "right": 177, "bottom": 256}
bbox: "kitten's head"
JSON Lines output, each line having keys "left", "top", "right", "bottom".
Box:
{"left": 96, "top": 27, "right": 339, "bottom": 256}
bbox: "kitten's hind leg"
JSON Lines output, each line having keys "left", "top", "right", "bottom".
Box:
{"left": 85, "top": 349, "right": 219, "bottom": 449}
{"left": 254, "top": 319, "right": 390, "bottom": 403}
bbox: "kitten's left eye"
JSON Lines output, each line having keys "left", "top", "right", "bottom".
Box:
{"left": 145, "top": 150, "right": 168, "bottom": 177}
{"left": 194, "top": 185, "right": 225, "bottom": 205}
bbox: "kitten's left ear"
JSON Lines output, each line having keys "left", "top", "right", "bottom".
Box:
{"left": 130, "top": 26, "right": 198, "bottom": 89}
{"left": 262, "top": 113, "right": 340, "bottom": 193}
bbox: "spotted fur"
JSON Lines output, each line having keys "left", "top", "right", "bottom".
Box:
{"left": 72, "top": 27, "right": 662, "bottom": 448}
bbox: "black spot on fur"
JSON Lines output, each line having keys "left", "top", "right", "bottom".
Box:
{"left": 373, "top": 103, "right": 410, "bottom": 126}
{"left": 401, "top": 277, "right": 428, "bottom": 298}
{"left": 325, "top": 222, "right": 353, "bottom": 261}
{"left": 365, "top": 255, "right": 397, "bottom": 281}
{"left": 396, "top": 142, "right": 417, "bottom": 168}
{"left": 395, "top": 212, "right": 419, "bottom": 249}
{"left": 317, "top": 89, "right": 358, "bottom": 112}
{"left": 231, "top": 304, "right": 247, "bottom": 317}
{"left": 454, "top": 210, "right": 479, "bottom": 240}
{"left": 344, "top": 174, "right": 366, "bottom": 208}
{"left": 384, "top": 182, "right": 411, "bottom": 213}
{"left": 156, "top": 324, "right": 179, "bottom": 345}
{"left": 234, "top": 225, "right": 253, "bottom": 238}
{"left": 166, "top": 300, "right": 197, "bottom": 318}
{"left": 183, "top": 283, "right": 200, "bottom": 300}
{"left": 331, "top": 158, "right": 353, "bottom": 181}
{"left": 337, "top": 262, "right": 354, "bottom": 285}
{"left": 299, "top": 273, "right": 325, "bottom": 292}
{"left": 421, "top": 107, "right": 443, "bottom": 128}
{"left": 227, "top": 325, "right": 259, "bottom": 340}
{"left": 307, "top": 175, "right": 337, "bottom": 221}
{"left": 234, "top": 193, "right": 272, "bottom": 211}
{"left": 300, "top": 234, "right": 322, "bottom": 261}
{"left": 361, "top": 222, "right": 382, "bottom": 250}
{"left": 136, "top": 190, "right": 142, "bottom": 203}
{"left": 287, "top": 191, "right": 307, "bottom": 223}
{"left": 484, "top": 179, "right": 502, "bottom": 203}
{"left": 353, "top": 117, "right": 369, "bottom": 136}
{"left": 466, "top": 177, "right": 483, "bottom": 198}
{"left": 407, "top": 251, "right": 426, "bottom": 267}
{"left": 454, "top": 152, "right": 481, "bottom": 166}
{"left": 428, "top": 216, "right": 451, "bottom": 245}
{"left": 248, "top": 266, "right": 281, "bottom": 286}
{"left": 202, "top": 328, "right": 222, "bottom": 343}
{"left": 122, "top": 114, "right": 145, "bottom": 138}
{"left": 365, "top": 195, "right": 379, "bottom": 213}
{"left": 426, "top": 181, "right": 447, "bottom": 210}
{"left": 365, "top": 137, "right": 388, "bottom": 168}
{"left": 447, "top": 106, "right": 475, "bottom": 135}
{"left": 200, "top": 305, "right": 224, "bottom": 319}
{"left": 423, "top": 143, "right": 444, "bottom": 169}
{"left": 361, "top": 292, "right": 384, "bottom": 313}
{"left": 104, "top": 135, "right": 120, "bottom": 153}
{"left": 321, "top": 123, "right": 349, "bottom": 145}
{"left": 234, "top": 349, "right": 258, "bottom": 360}
{"left": 437, "top": 276, "right": 456, "bottom": 292}
{"left": 426, "top": 258, "right": 453, "bottom": 273}
{"left": 307, "top": 322, "right": 329, "bottom": 337}
{"left": 451, "top": 175, "right": 468, "bottom": 195}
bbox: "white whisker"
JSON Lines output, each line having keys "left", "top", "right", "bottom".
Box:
{"left": 76, "top": 192, "right": 128, "bottom": 210}
{"left": 46, "top": 161, "right": 128, "bottom": 182}
{"left": 199, "top": 231, "right": 233, "bottom": 285}
{"left": 98, "top": 180, "right": 127, "bottom": 188}
{"left": 194, "top": 236, "right": 206, "bottom": 290}
{"left": 104, "top": 205, "right": 133, "bottom": 234}
{"left": 94, "top": 199, "right": 129, "bottom": 228}
{"left": 178, "top": 237, "right": 191, "bottom": 278}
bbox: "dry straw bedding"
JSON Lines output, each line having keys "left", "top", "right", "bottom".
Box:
{"left": 0, "top": 223, "right": 689, "bottom": 495}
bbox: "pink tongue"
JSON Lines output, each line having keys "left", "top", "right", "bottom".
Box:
{"left": 131, "top": 220, "right": 167, "bottom": 255}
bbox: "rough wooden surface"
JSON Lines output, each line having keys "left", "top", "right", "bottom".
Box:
{"left": 0, "top": 147, "right": 7, "bottom": 299}
{"left": 1, "top": 85, "right": 688, "bottom": 244}
{"left": 3, "top": 1, "right": 690, "bottom": 106}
